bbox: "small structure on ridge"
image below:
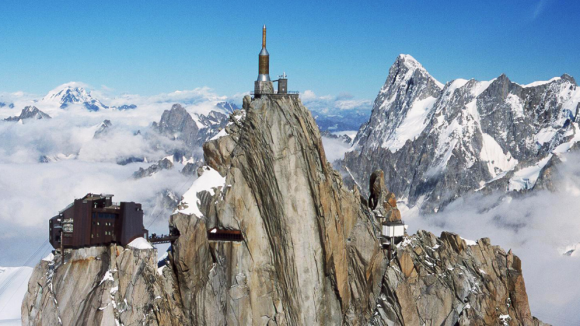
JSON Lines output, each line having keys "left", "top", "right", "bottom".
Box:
{"left": 368, "top": 170, "right": 408, "bottom": 259}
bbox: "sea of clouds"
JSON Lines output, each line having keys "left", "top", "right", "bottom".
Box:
{"left": 0, "top": 86, "right": 233, "bottom": 267}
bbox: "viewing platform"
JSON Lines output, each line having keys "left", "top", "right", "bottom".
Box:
{"left": 250, "top": 90, "right": 299, "bottom": 100}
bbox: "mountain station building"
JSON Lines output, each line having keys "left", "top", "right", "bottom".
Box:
{"left": 49, "top": 193, "right": 147, "bottom": 249}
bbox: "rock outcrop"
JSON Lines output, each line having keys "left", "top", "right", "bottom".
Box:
{"left": 154, "top": 104, "right": 201, "bottom": 149}
{"left": 133, "top": 157, "right": 174, "bottom": 179}
{"left": 369, "top": 170, "right": 401, "bottom": 222}
{"left": 23, "top": 94, "right": 546, "bottom": 325}
{"left": 371, "top": 231, "right": 544, "bottom": 326}
{"left": 22, "top": 245, "right": 185, "bottom": 325}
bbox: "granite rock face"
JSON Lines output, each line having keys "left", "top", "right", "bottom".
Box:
{"left": 170, "top": 94, "right": 385, "bottom": 325}
{"left": 370, "top": 231, "right": 545, "bottom": 326}
{"left": 23, "top": 95, "right": 546, "bottom": 325}
{"left": 369, "top": 170, "right": 401, "bottom": 222}
{"left": 22, "top": 246, "right": 185, "bottom": 325}
{"left": 344, "top": 54, "right": 580, "bottom": 212}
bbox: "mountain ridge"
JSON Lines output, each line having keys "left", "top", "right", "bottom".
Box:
{"left": 344, "top": 54, "right": 580, "bottom": 212}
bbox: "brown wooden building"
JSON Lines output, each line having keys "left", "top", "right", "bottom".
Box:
{"left": 49, "top": 193, "right": 147, "bottom": 249}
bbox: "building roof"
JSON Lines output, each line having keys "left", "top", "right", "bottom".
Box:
{"left": 82, "top": 193, "right": 112, "bottom": 200}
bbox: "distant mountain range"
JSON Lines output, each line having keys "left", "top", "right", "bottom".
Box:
{"left": 344, "top": 54, "right": 580, "bottom": 212}
{"left": 310, "top": 107, "right": 371, "bottom": 132}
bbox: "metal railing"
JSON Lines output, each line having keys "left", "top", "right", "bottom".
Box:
{"left": 250, "top": 90, "right": 300, "bottom": 95}
{"left": 148, "top": 233, "right": 179, "bottom": 244}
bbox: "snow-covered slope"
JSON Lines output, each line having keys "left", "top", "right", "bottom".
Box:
{"left": 0, "top": 266, "right": 33, "bottom": 324}
{"left": 352, "top": 54, "right": 443, "bottom": 152}
{"left": 345, "top": 54, "right": 580, "bottom": 212}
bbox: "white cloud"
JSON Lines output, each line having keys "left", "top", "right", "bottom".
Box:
{"left": 321, "top": 136, "right": 351, "bottom": 163}
{"left": 301, "top": 90, "right": 317, "bottom": 101}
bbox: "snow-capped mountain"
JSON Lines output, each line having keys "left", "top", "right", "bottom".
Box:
{"left": 41, "top": 82, "right": 109, "bottom": 111}
{"left": 344, "top": 54, "right": 580, "bottom": 212}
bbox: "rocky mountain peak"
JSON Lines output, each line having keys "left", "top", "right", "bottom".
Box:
{"left": 496, "top": 73, "right": 511, "bottom": 83}
{"left": 93, "top": 120, "right": 112, "bottom": 139}
{"left": 352, "top": 55, "right": 443, "bottom": 151}
{"left": 384, "top": 54, "right": 443, "bottom": 92}
{"left": 154, "top": 102, "right": 231, "bottom": 158}
{"left": 4, "top": 106, "right": 51, "bottom": 122}
{"left": 156, "top": 104, "right": 199, "bottom": 148}
{"left": 395, "top": 54, "right": 422, "bottom": 69}
{"left": 560, "top": 73, "right": 576, "bottom": 85}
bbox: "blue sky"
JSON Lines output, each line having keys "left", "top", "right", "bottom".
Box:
{"left": 0, "top": 0, "right": 578, "bottom": 100}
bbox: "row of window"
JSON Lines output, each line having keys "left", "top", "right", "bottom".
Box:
{"left": 91, "top": 213, "right": 117, "bottom": 219}
{"left": 92, "top": 221, "right": 114, "bottom": 226}
{"left": 90, "top": 231, "right": 114, "bottom": 238}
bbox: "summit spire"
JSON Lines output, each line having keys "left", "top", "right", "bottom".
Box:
{"left": 257, "top": 25, "right": 270, "bottom": 83}
{"left": 262, "top": 25, "right": 266, "bottom": 48}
